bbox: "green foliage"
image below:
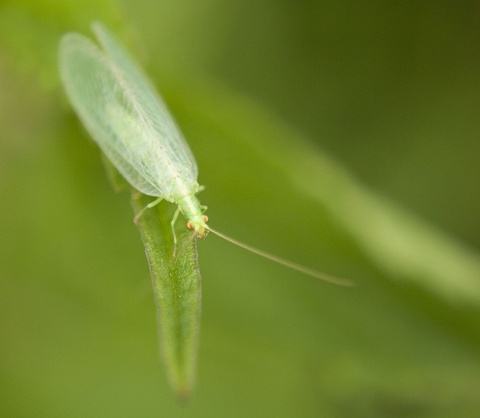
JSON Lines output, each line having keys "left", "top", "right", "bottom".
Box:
{"left": 1, "top": 1, "right": 480, "bottom": 417}
{"left": 104, "top": 155, "right": 201, "bottom": 400}
{"left": 132, "top": 196, "right": 201, "bottom": 401}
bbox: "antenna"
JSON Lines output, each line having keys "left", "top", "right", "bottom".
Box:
{"left": 207, "top": 227, "right": 354, "bottom": 287}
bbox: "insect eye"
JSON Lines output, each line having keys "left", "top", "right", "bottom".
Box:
{"left": 186, "top": 221, "right": 194, "bottom": 230}
{"left": 203, "top": 215, "right": 209, "bottom": 223}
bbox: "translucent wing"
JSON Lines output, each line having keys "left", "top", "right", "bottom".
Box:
{"left": 59, "top": 25, "right": 199, "bottom": 201}
{"left": 91, "top": 23, "right": 199, "bottom": 179}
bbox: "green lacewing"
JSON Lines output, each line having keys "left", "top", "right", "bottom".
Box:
{"left": 59, "top": 22, "right": 351, "bottom": 286}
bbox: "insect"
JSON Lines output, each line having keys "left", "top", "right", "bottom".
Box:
{"left": 59, "top": 22, "right": 351, "bottom": 286}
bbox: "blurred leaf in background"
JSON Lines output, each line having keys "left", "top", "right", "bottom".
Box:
{"left": 1, "top": 1, "right": 480, "bottom": 417}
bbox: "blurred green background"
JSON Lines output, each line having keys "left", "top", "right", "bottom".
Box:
{"left": 1, "top": 1, "right": 480, "bottom": 417}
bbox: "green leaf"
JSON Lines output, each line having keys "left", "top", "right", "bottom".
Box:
{"left": 101, "top": 156, "right": 201, "bottom": 399}
{"left": 174, "top": 80, "right": 480, "bottom": 307}
{"left": 131, "top": 194, "right": 201, "bottom": 402}
{"left": 3, "top": 3, "right": 480, "bottom": 417}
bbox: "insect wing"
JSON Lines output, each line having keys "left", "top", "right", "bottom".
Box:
{"left": 59, "top": 31, "right": 198, "bottom": 199}
{"left": 91, "top": 23, "right": 199, "bottom": 179}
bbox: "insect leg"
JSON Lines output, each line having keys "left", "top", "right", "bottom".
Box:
{"left": 133, "top": 196, "right": 163, "bottom": 224}
{"left": 170, "top": 207, "right": 181, "bottom": 258}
